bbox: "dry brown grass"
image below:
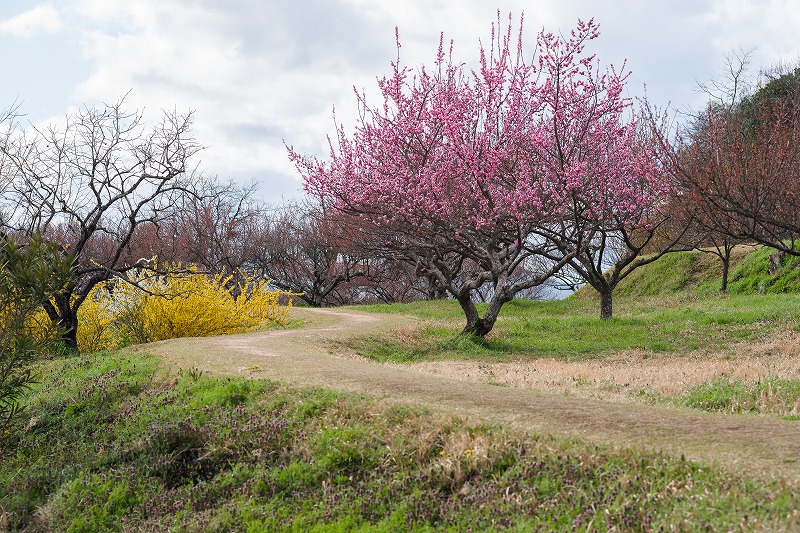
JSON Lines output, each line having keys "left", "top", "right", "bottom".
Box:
{"left": 407, "top": 329, "right": 800, "bottom": 402}
{"left": 431, "top": 431, "right": 493, "bottom": 492}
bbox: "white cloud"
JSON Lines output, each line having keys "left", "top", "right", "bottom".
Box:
{"left": 708, "top": 0, "right": 800, "bottom": 67}
{"left": 3, "top": 0, "right": 798, "bottom": 203}
{"left": 0, "top": 4, "right": 62, "bottom": 38}
{"left": 69, "top": 0, "right": 402, "bottom": 199}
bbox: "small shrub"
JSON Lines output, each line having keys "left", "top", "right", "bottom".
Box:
{"left": 76, "top": 283, "right": 118, "bottom": 353}
{"left": 0, "top": 234, "right": 71, "bottom": 446}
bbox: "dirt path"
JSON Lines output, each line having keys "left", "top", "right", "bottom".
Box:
{"left": 141, "top": 307, "right": 800, "bottom": 481}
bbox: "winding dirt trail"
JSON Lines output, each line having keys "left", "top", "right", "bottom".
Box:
{"left": 140, "top": 307, "right": 800, "bottom": 481}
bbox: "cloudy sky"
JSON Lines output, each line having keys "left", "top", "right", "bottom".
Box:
{"left": 1, "top": 0, "right": 798, "bottom": 203}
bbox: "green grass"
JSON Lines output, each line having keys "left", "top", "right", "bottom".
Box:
{"left": 348, "top": 246, "right": 800, "bottom": 421}
{"left": 724, "top": 245, "right": 800, "bottom": 294}
{"left": 581, "top": 245, "right": 800, "bottom": 299}
{"left": 2, "top": 351, "right": 800, "bottom": 531}
{"left": 349, "top": 293, "right": 800, "bottom": 363}
{"left": 349, "top": 246, "right": 800, "bottom": 365}
{"left": 613, "top": 249, "right": 713, "bottom": 297}
{"left": 675, "top": 377, "right": 800, "bottom": 417}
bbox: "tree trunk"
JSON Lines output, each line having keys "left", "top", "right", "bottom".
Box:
{"left": 61, "top": 315, "right": 79, "bottom": 352}
{"left": 456, "top": 291, "right": 482, "bottom": 335}
{"left": 461, "top": 318, "right": 493, "bottom": 337}
{"left": 46, "top": 293, "right": 80, "bottom": 351}
{"left": 479, "top": 290, "right": 512, "bottom": 335}
{"left": 426, "top": 276, "right": 447, "bottom": 300}
{"left": 720, "top": 253, "right": 730, "bottom": 293}
{"left": 457, "top": 289, "right": 511, "bottom": 337}
{"left": 599, "top": 287, "right": 613, "bottom": 320}
{"left": 769, "top": 250, "right": 785, "bottom": 274}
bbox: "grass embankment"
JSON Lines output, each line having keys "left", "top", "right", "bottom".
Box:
{"left": 349, "top": 246, "right": 800, "bottom": 416}
{"left": 613, "top": 244, "right": 800, "bottom": 297}
{"left": 2, "top": 351, "right": 799, "bottom": 531}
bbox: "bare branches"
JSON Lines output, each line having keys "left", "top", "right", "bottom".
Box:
{"left": 251, "top": 199, "right": 374, "bottom": 306}
{"left": 0, "top": 96, "right": 201, "bottom": 350}
{"left": 664, "top": 60, "right": 800, "bottom": 261}
{"left": 132, "top": 177, "right": 263, "bottom": 278}
{"left": 695, "top": 47, "right": 756, "bottom": 110}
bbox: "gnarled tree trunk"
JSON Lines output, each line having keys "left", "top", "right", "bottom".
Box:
{"left": 43, "top": 292, "right": 79, "bottom": 351}
{"left": 457, "top": 288, "right": 513, "bottom": 337}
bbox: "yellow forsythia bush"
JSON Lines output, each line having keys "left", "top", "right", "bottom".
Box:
{"left": 2, "top": 304, "right": 58, "bottom": 346}
{"left": 76, "top": 267, "right": 296, "bottom": 352}
{"left": 77, "top": 284, "right": 118, "bottom": 353}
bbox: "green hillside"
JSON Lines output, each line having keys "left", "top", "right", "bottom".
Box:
{"left": 612, "top": 245, "right": 800, "bottom": 298}
{"left": 4, "top": 246, "right": 800, "bottom": 530}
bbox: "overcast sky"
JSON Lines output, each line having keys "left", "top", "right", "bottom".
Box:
{"left": 1, "top": 0, "right": 798, "bottom": 203}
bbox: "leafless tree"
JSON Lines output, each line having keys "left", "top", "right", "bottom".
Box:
{"left": 252, "top": 200, "right": 371, "bottom": 306}
{"left": 694, "top": 47, "right": 756, "bottom": 112}
{"left": 0, "top": 96, "right": 201, "bottom": 350}
{"left": 656, "top": 57, "right": 800, "bottom": 266}
{"left": 131, "top": 178, "right": 264, "bottom": 279}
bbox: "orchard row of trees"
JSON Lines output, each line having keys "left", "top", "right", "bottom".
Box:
{"left": 1, "top": 15, "right": 798, "bottom": 355}
{"left": 659, "top": 53, "right": 800, "bottom": 290}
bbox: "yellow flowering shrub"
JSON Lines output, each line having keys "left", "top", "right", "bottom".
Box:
{"left": 26, "top": 307, "right": 60, "bottom": 346}
{"left": 73, "top": 266, "right": 297, "bottom": 351}
{"left": 134, "top": 271, "right": 295, "bottom": 342}
{"left": 0, "top": 305, "right": 60, "bottom": 347}
{"left": 76, "top": 283, "right": 119, "bottom": 353}
{"left": 4, "top": 290, "right": 115, "bottom": 353}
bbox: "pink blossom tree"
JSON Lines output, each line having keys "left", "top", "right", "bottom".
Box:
{"left": 519, "top": 25, "right": 683, "bottom": 319}
{"left": 539, "top": 107, "right": 689, "bottom": 319}
{"left": 289, "top": 14, "right": 669, "bottom": 333}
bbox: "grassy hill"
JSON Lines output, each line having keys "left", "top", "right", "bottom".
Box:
{"left": 3, "top": 351, "right": 799, "bottom": 531}
{"left": 612, "top": 245, "right": 800, "bottom": 298}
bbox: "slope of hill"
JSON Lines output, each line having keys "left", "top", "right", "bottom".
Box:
{"left": 3, "top": 311, "right": 800, "bottom": 531}
{"left": 609, "top": 245, "right": 800, "bottom": 298}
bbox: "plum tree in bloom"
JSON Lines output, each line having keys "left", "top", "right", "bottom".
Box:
{"left": 521, "top": 26, "right": 682, "bottom": 319}
{"left": 289, "top": 15, "right": 668, "bottom": 333}
{"left": 540, "top": 108, "right": 687, "bottom": 319}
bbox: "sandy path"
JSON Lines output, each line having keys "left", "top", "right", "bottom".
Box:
{"left": 140, "top": 307, "right": 800, "bottom": 481}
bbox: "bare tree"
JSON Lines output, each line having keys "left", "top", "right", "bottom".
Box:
{"left": 253, "top": 200, "right": 371, "bottom": 306}
{"left": 694, "top": 47, "right": 755, "bottom": 112}
{"left": 662, "top": 176, "right": 751, "bottom": 292}
{"left": 543, "top": 211, "right": 691, "bottom": 318}
{"left": 656, "top": 57, "right": 800, "bottom": 263}
{"left": 0, "top": 96, "right": 201, "bottom": 350}
{"left": 361, "top": 259, "right": 448, "bottom": 303}
{"left": 131, "top": 178, "right": 263, "bottom": 279}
